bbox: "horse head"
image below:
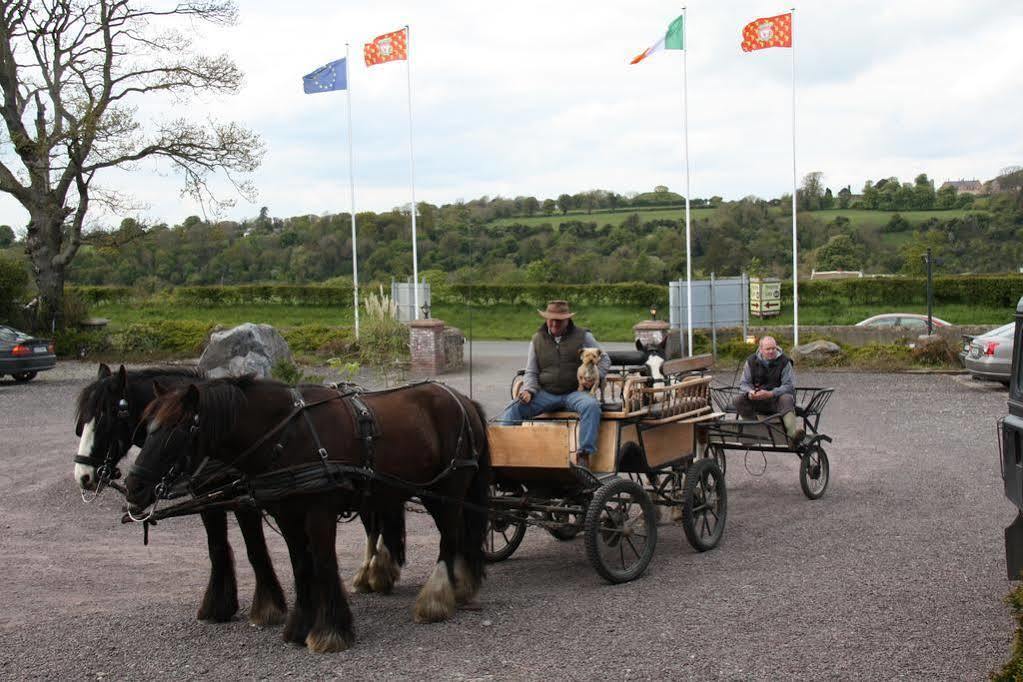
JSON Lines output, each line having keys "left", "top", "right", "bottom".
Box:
{"left": 74, "top": 364, "right": 206, "bottom": 494}
{"left": 124, "top": 377, "right": 245, "bottom": 515}
{"left": 74, "top": 364, "right": 132, "bottom": 491}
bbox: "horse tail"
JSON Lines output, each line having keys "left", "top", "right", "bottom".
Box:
{"left": 462, "top": 399, "right": 491, "bottom": 584}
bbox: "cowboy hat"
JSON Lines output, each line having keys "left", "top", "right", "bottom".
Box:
{"left": 538, "top": 300, "right": 575, "bottom": 320}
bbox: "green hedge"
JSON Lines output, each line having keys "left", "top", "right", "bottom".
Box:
{"left": 441, "top": 283, "right": 667, "bottom": 307}
{"left": 169, "top": 284, "right": 353, "bottom": 307}
{"left": 783, "top": 275, "right": 1023, "bottom": 308}
{"left": 68, "top": 275, "right": 1023, "bottom": 311}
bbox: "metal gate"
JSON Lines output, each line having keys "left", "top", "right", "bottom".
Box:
{"left": 669, "top": 274, "right": 749, "bottom": 355}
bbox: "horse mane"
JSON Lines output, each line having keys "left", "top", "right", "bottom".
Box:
{"left": 143, "top": 374, "right": 264, "bottom": 454}
{"left": 75, "top": 365, "right": 206, "bottom": 425}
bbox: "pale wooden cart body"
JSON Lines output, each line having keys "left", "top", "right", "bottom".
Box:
{"left": 484, "top": 356, "right": 727, "bottom": 583}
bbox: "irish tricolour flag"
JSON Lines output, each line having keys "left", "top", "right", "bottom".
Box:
{"left": 630, "top": 15, "right": 684, "bottom": 64}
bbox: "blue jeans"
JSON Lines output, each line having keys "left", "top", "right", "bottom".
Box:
{"left": 501, "top": 389, "right": 601, "bottom": 454}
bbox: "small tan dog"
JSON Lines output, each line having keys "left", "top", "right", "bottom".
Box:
{"left": 577, "top": 347, "right": 603, "bottom": 397}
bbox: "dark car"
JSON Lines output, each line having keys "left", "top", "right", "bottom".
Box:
{"left": 0, "top": 324, "right": 56, "bottom": 382}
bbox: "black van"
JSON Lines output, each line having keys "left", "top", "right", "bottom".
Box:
{"left": 999, "top": 296, "right": 1023, "bottom": 578}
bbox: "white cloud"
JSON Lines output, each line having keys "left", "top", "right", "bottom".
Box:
{"left": 1, "top": 0, "right": 1021, "bottom": 231}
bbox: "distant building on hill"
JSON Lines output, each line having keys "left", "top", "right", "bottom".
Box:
{"left": 940, "top": 179, "right": 984, "bottom": 195}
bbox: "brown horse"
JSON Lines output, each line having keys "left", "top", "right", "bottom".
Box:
{"left": 73, "top": 364, "right": 287, "bottom": 626}
{"left": 125, "top": 376, "right": 490, "bottom": 653}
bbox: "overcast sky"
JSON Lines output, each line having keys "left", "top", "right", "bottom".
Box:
{"left": 3, "top": 0, "right": 1021, "bottom": 231}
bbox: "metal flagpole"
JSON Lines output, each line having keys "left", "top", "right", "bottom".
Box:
{"left": 404, "top": 24, "right": 420, "bottom": 320}
{"left": 345, "top": 44, "right": 360, "bottom": 339}
{"left": 682, "top": 6, "right": 693, "bottom": 357}
{"left": 790, "top": 7, "right": 799, "bottom": 348}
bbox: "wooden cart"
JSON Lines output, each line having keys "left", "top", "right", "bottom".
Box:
{"left": 485, "top": 356, "right": 727, "bottom": 583}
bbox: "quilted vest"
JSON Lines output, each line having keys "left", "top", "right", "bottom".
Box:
{"left": 532, "top": 322, "right": 587, "bottom": 395}
{"left": 746, "top": 353, "right": 792, "bottom": 391}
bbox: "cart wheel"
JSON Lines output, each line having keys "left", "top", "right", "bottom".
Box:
{"left": 799, "top": 444, "right": 830, "bottom": 500}
{"left": 484, "top": 512, "right": 527, "bottom": 562}
{"left": 544, "top": 509, "right": 581, "bottom": 541}
{"left": 584, "top": 478, "right": 658, "bottom": 583}
{"left": 707, "top": 443, "right": 726, "bottom": 476}
{"left": 484, "top": 485, "right": 527, "bottom": 562}
{"left": 682, "top": 458, "right": 727, "bottom": 552}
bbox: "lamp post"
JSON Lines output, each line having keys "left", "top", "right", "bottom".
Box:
{"left": 420, "top": 302, "right": 431, "bottom": 320}
{"left": 650, "top": 305, "right": 658, "bottom": 321}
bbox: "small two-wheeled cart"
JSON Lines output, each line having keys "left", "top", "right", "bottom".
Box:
{"left": 484, "top": 356, "right": 727, "bottom": 583}
{"left": 699, "top": 386, "right": 835, "bottom": 499}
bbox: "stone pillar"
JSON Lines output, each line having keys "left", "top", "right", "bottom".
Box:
{"left": 410, "top": 318, "right": 446, "bottom": 376}
{"left": 633, "top": 319, "right": 681, "bottom": 358}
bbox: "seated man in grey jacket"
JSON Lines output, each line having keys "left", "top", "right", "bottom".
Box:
{"left": 733, "top": 335, "right": 804, "bottom": 447}
{"left": 501, "top": 300, "right": 611, "bottom": 469}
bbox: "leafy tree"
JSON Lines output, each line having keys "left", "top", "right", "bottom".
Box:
{"left": 0, "top": 224, "right": 13, "bottom": 247}
{"left": 822, "top": 187, "right": 834, "bottom": 209}
{"left": 799, "top": 171, "right": 824, "bottom": 211}
{"left": 815, "top": 234, "right": 863, "bottom": 271}
{"left": 556, "top": 194, "right": 573, "bottom": 215}
{"left": 935, "top": 183, "right": 958, "bottom": 209}
{"left": 541, "top": 199, "right": 556, "bottom": 216}
{"left": 523, "top": 196, "right": 539, "bottom": 216}
{"left": 0, "top": 1, "right": 262, "bottom": 329}
{"left": 912, "top": 173, "right": 935, "bottom": 210}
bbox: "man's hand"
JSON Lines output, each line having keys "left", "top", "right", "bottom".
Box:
{"left": 518, "top": 390, "right": 532, "bottom": 404}
{"left": 749, "top": 389, "right": 773, "bottom": 400}
{"left": 581, "top": 379, "right": 594, "bottom": 390}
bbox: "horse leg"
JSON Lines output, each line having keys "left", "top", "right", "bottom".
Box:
{"left": 454, "top": 470, "right": 489, "bottom": 607}
{"left": 352, "top": 512, "right": 379, "bottom": 593}
{"left": 197, "top": 509, "right": 239, "bottom": 622}
{"left": 367, "top": 502, "right": 405, "bottom": 594}
{"left": 233, "top": 507, "right": 287, "bottom": 626}
{"left": 413, "top": 500, "right": 459, "bottom": 623}
{"left": 304, "top": 506, "right": 355, "bottom": 653}
{"left": 278, "top": 512, "right": 315, "bottom": 647}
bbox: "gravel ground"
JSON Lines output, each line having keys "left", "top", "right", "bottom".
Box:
{"left": 0, "top": 354, "right": 1017, "bottom": 680}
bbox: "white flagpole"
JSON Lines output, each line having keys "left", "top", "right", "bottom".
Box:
{"left": 682, "top": 7, "right": 693, "bottom": 357}
{"left": 345, "top": 44, "right": 360, "bottom": 339}
{"left": 404, "top": 24, "right": 420, "bottom": 320}
{"left": 790, "top": 7, "right": 799, "bottom": 348}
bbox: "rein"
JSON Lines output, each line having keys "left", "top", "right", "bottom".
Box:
{"left": 76, "top": 397, "right": 132, "bottom": 502}
{"left": 128, "top": 380, "right": 483, "bottom": 529}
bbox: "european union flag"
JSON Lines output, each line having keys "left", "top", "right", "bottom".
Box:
{"left": 303, "top": 57, "right": 347, "bottom": 94}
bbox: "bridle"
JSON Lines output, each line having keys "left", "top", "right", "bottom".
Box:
{"left": 75, "top": 397, "right": 133, "bottom": 502}
{"left": 126, "top": 413, "right": 203, "bottom": 522}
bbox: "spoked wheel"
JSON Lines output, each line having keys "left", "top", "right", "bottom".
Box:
{"left": 707, "top": 443, "right": 726, "bottom": 476}
{"left": 799, "top": 444, "right": 830, "bottom": 500}
{"left": 682, "top": 458, "right": 727, "bottom": 552}
{"left": 484, "top": 485, "right": 527, "bottom": 562}
{"left": 544, "top": 508, "right": 582, "bottom": 541}
{"left": 584, "top": 478, "right": 658, "bottom": 584}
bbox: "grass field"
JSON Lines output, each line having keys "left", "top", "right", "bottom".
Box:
{"left": 812, "top": 208, "right": 980, "bottom": 228}
{"left": 91, "top": 300, "right": 1012, "bottom": 343}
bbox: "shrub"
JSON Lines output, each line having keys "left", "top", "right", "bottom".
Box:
{"left": 115, "top": 320, "right": 214, "bottom": 355}
{"left": 359, "top": 288, "right": 409, "bottom": 383}
{"left": 271, "top": 359, "right": 324, "bottom": 385}
{"left": 53, "top": 328, "right": 112, "bottom": 358}
{"left": 911, "top": 336, "right": 959, "bottom": 366}
{"left": 846, "top": 343, "right": 913, "bottom": 370}
{"left": 283, "top": 325, "right": 352, "bottom": 354}
{"left": 0, "top": 254, "right": 28, "bottom": 322}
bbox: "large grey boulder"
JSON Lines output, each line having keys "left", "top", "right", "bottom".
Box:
{"left": 199, "top": 323, "right": 292, "bottom": 379}
{"left": 792, "top": 339, "right": 842, "bottom": 363}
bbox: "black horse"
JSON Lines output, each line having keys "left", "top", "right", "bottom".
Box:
{"left": 125, "top": 376, "right": 491, "bottom": 652}
{"left": 74, "top": 364, "right": 287, "bottom": 626}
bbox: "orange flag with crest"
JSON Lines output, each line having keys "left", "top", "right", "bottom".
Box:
{"left": 741, "top": 13, "right": 792, "bottom": 52}
{"left": 364, "top": 28, "right": 408, "bottom": 66}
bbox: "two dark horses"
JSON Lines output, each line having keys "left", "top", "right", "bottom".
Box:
{"left": 76, "top": 367, "right": 490, "bottom": 653}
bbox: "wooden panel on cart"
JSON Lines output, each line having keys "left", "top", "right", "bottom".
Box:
{"left": 620, "top": 412, "right": 721, "bottom": 469}
{"left": 488, "top": 420, "right": 619, "bottom": 473}
{"left": 660, "top": 353, "right": 714, "bottom": 378}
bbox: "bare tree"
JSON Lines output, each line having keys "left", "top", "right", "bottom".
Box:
{"left": 0, "top": 0, "right": 263, "bottom": 329}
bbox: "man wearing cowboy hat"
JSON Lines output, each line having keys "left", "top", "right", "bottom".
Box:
{"left": 501, "top": 300, "right": 611, "bottom": 469}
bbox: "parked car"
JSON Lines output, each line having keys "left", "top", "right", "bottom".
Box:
{"left": 963, "top": 321, "right": 1014, "bottom": 385}
{"left": 854, "top": 313, "right": 951, "bottom": 331}
{"left": 0, "top": 324, "right": 56, "bottom": 382}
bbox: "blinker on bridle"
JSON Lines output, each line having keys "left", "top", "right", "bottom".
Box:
{"left": 128, "top": 413, "right": 202, "bottom": 522}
